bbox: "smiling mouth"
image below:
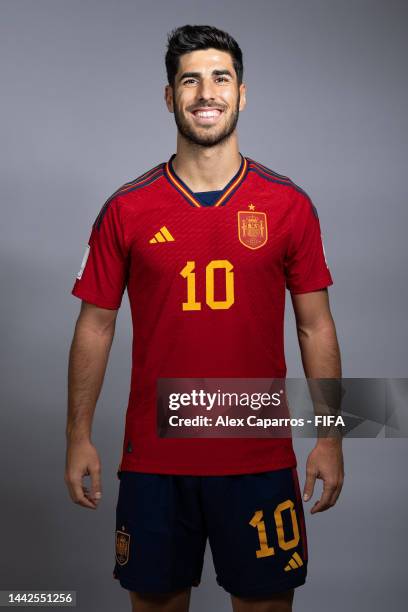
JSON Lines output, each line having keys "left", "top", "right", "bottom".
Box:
{"left": 191, "top": 108, "right": 224, "bottom": 123}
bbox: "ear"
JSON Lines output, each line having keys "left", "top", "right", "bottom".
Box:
{"left": 238, "top": 82, "right": 247, "bottom": 111}
{"left": 164, "top": 84, "right": 174, "bottom": 113}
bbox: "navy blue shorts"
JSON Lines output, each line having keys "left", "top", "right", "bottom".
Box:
{"left": 113, "top": 468, "right": 308, "bottom": 598}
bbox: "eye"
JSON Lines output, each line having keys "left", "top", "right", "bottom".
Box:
{"left": 183, "top": 78, "right": 197, "bottom": 85}
{"left": 216, "top": 76, "right": 230, "bottom": 83}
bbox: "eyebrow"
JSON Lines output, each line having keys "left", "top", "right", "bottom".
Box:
{"left": 178, "top": 69, "right": 234, "bottom": 81}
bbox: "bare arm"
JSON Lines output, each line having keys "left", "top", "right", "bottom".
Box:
{"left": 65, "top": 301, "right": 118, "bottom": 509}
{"left": 292, "top": 288, "right": 341, "bottom": 378}
{"left": 291, "top": 288, "right": 344, "bottom": 513}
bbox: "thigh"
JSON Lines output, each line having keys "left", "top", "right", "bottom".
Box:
{"left": 203, "top": 467, "right": 307, "bottom": 599}
{"left": 113, "top": 472, "right": 206, "bottom": 594}
{"left": 231, "top": 589, "right": 294, "bottom": 612}
{"left": 129, "top": 588, "right": 191, "bottom": 612}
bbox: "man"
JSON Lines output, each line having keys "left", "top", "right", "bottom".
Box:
{"left": 65, "top": 24, "right": 344, "bottom": 612}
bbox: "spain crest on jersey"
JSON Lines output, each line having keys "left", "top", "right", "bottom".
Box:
{"left": 238, "top": 209, "right": 268, "bottom": 250}
{"left": 115, "top": 529, "right": 130, "bottom": 565}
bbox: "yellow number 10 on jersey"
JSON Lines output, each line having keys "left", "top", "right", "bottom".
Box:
{"left": 180, "top": 260, "right": 234, "bottom": 311}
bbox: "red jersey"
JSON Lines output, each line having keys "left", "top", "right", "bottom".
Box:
{"left": 71, "top": 154, "right": 333, "bottom": 475}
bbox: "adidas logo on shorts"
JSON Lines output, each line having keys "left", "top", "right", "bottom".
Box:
{"left": 284, "top": 552, "right": 303, "bottom": 572}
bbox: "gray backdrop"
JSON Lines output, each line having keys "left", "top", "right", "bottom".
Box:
{"left": 1, "top": 0, "right": 407, "bottom": 610}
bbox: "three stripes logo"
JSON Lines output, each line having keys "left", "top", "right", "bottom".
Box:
{"left": 284, "top": 552, "right": 303, "bottom": 572}
{"left": 149, "top": 226, "right": 174, "bottom": 244}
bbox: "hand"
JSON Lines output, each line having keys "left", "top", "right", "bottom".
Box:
{"left": 64, "top": 439, "right": 102, "bottom": 509}
{"left": 303, "top": 440, "right": 344, "bottom": 513}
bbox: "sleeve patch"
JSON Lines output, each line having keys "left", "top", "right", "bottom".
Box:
{"left": 76, "top": 244, "right": 90, "bottom": 280}
{"left": 321, "top": 234, "right": 329, "bottom": 267}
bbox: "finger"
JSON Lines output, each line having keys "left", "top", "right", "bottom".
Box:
{"left": 89, "top": 465, "right": 102, "bottom": 502}
{"left": 72, "top": 483, "right": 97, "bottom": 508}
{"left": 83, "top": 486, "right": 94, "bottom": 502}
{"left": 83, "top": 484, "right": 100, "bottom": 504}
{"left": 328, "top": 478, "right": 344, "bottom": 507}
{"left": 66, "top": 474, "right": 97, "bottom": 509}
{"left": 303, "top": 469, "right": 317, "bottom": 502}
{"left": 310, "top": 480, "right": 337, "bottom": 513}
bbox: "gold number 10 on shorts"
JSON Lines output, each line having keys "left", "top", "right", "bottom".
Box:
{"left": 250, "top": 500, "right": 300, "bottom": 558}
{"left": 180, "top": 260, "right": 234, "bottom": 311}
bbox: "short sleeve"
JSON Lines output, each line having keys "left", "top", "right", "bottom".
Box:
{"left": 284, "top": 190, "right": 333, "bottom": 294}
{"left": 71, "top": 197, "right": 129, "bottom": 309}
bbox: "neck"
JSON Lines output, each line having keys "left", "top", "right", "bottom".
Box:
{"left": 172, "top": 132, "right": 242, "bottom": 192}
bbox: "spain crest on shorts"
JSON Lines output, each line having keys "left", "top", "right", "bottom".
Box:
{"left": 115, "top": 528, "right": 130, "bottom": 565}
{"left": 238, "top": 208, "right": 268, "bottom": 250}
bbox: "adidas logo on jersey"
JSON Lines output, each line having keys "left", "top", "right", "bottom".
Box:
{"left": 149, "top": 226, "right": 175, "bottom": 244}
{"left": 284, "top": 552, "right": 303, "bottom": 572}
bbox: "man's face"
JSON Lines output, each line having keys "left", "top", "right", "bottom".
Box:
{"left": 165, "top": 48, "right": 246, "bottom": 147}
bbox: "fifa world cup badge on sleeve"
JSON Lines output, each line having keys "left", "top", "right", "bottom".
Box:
{"left": 76, "top": 244, "right": 90, "bottom": 279}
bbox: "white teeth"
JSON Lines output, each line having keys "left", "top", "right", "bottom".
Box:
{"left": 194, "top": 110, "right": 221, "bottom": 118}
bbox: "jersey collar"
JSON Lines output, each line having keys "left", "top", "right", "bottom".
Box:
{"left": 164, "top": 153, "right": 249, "bottom": 208}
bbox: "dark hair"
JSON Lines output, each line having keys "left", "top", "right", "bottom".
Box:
{"left": 165, "top": 24, "right": 243, "bottom": 87}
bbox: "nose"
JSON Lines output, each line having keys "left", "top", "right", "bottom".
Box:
{"left": 196, "top": 77, "right": 216, "bottom": 102}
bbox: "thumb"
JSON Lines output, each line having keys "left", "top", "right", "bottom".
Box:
{"left": 303, "top": 469, "right": 316, "bottom": 502}
{"left": 90, "top": 466, "right": 102, "bottom": 502}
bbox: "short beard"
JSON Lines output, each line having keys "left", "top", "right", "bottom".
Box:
{"left": 173, "top": 94, "right": 240, "bottom": 148}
